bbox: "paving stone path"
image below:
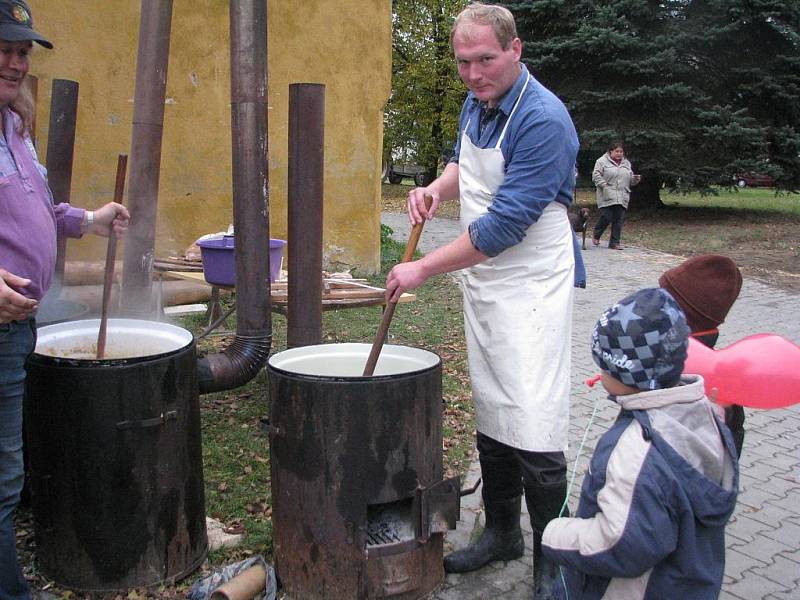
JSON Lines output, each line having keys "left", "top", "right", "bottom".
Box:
{"left": 382, "top": 211, "right": 800, "bottom": 600}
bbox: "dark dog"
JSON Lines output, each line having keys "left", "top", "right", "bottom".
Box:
{"left": 568, "top": 207, "right": 591, "bottom": 250}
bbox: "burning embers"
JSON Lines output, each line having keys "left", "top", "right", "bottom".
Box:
{"left": 367, "top": 500, "right": 415, "bottom": 547}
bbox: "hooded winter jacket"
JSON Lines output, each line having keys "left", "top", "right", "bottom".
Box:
{"left": 542, "top": 375, "right": 739, "bottom": 600}
{"left": 592, "top": 152, "right": 636, "bottom": 209}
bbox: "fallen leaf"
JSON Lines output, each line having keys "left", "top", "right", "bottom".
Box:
{"left": 223, "top": 520, "right": 246, "bottom": 535}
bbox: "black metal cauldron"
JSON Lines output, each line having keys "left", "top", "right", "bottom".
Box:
{"left": 24, "top": 318, "right": 207, "bottom": 591}
{"left": 267, "top": 342, "right": 460, "bottom": 600}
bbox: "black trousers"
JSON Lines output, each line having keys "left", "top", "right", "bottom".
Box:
{"left": 726, "top": 404, "right": 745, "bottom": 457}
{"left": 593, "top": 204, "right": 626, "bottom": 246}
{"left": 477, "top": 431, "right": 567, "bottom": 532}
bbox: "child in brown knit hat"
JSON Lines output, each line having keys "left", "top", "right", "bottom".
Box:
{"left": 659, "top": 254, "right": 745, "bottom": 454}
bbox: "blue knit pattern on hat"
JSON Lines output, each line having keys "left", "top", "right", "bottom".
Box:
{"left": 591, "top": 288, "right": 690, "bottom": 390}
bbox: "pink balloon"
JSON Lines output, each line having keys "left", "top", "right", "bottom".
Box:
{"left": 685, "top": 334, "right": 800, "bottom": 410}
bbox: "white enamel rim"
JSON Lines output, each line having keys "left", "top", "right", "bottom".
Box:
{"left": 268, "top": 342, "right": 440, "bottom": 378}
{"left": 34, "top": 318, "right": 193, "bottom": 359}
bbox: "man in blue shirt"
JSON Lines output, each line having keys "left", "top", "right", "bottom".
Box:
{"left": 384, "top": 4, "right": 581, "bottom": 598}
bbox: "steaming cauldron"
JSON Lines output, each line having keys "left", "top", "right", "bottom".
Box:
{"left": 268, "top": 343, "right": 460, "bottom": 599}
{"left": 24, "top": 319, "right": 207, "bottom": 591}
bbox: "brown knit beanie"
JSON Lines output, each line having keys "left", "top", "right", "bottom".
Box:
{"left": 658, "top": 255, "right": 743, "bottom": 332}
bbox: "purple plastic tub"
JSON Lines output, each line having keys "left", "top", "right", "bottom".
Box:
{"left": 198, "top": 236, "right": 286, "bottom": 286}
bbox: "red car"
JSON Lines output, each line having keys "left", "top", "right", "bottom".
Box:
{"left": 735, "top": 173, "right": 775, "bottom": 188}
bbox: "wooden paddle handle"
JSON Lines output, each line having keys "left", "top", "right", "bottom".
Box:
{"left": 362, "top": 194, "right": 433, "bottom": 376}
{"left": 96, "top": 154, "right": 128, "bottom": 360}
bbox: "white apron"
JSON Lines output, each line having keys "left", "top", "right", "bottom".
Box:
{"left": 458, "top": 75, "right": 574, "bottom": 451}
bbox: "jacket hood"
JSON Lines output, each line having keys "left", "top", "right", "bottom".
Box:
{"left": 616, "top": 376, "right": 738, "bottom": 526}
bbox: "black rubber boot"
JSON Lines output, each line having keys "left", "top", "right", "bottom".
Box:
{"left": 525, "top": 482, "right": 568, "bottom": 600}
{"left": 443, "top": 495, "right": 525, "bottom": 573}
{"left": 532, "top": 529, "right": 559, "bottom": 600}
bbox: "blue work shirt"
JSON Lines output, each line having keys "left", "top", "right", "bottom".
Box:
{"left": 452, "top": 67, "right": 586, "bottom": 287}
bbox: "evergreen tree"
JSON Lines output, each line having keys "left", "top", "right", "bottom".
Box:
{"left": 386, "top": 0, "right": 468, "bottom": 183}
{"left": 508, "top": 0, "right": 800, "bottom": 207}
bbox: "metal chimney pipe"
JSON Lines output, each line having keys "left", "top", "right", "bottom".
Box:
{"left": 287, "top": 83, "right": 325, "bottom": 348}
{"left": 45, "top": 79, "right": 79, "bottom": 284}
{"left": 120, "top": 0, "right": 173, "bottom": 316}
{"left": 197, "top": 0, "right": 270, "bottom": 393}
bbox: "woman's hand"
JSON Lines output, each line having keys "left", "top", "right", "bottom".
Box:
{"left": 0, "top": 269, "right": 37, "bottom": 323}
{"left": 89, "top": 202, "right": 131, "bottom": 237}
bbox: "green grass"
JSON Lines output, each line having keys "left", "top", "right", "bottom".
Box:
{"left": 660, "top": 188, "right": 800, "bottom": 215}
{"left": 575, "top": 186, "right": 800, "bottom": 215}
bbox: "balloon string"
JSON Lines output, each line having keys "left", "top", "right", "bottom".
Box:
{"left": 559, "top": 388, "right": 602, "bottom": 600}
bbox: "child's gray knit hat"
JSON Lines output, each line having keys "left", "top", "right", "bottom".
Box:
{"left": 592, "top": 287, "right": 690, "bottom": 391}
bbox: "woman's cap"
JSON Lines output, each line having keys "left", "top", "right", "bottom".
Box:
{"left": 658, "top": 255, "right": 742, "bottom": 332}
{"left": 591, "top": 287, "right": 690, "bottom": 391}
{"left": 0, "top": 1, "right": 52, "bottom": 49}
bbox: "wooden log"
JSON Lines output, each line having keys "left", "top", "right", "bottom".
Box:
{"left": 63, "top": 261, "right": 123, "bottom": 286}
{"left": 57, "top": 280, "right": 213, "bottom": 313}
{"left": 209, "top": 564, "right": 267, "bottom": 600}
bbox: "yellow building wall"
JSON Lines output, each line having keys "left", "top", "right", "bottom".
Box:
{"left": 32, "top": 0, "right": 390, "bottom": 272}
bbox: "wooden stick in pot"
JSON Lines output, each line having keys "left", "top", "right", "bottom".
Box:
{"left": 362, "top": 194, "right": 433, "bottom": 376}
{"left": 96, "top": 154, "right": 128, "bottom": 360}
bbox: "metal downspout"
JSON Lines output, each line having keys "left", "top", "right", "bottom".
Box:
{"left": 197, "top": 0, "right": 270, "bottom": 393}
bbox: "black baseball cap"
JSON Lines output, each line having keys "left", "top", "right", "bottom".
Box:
{"left": 0, "top": 1, "right": 52, "bottom": 49}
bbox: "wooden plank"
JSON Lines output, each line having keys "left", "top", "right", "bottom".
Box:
{"left": 160, "top": 271, "right": 414, "bottom": 305}
{"left": 270, "top": 289, "right": 385, "bottom": 302}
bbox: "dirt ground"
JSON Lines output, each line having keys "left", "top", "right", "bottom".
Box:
{"left": 608, "top": 206, "right": 799, "bottom": 294}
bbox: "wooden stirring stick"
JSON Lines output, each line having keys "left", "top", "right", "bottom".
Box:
{"left": 362, "top": 194, "right": 433, "bottom": 376}
{"left": 96, "top": 154, "right": 128, "bottom": 360}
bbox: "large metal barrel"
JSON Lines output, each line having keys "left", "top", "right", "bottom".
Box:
{"left": 268, "top": 342, "right": 455, "bottom": 600}
{"left": 24, "top": 319, "right": 207, "bottom": 591}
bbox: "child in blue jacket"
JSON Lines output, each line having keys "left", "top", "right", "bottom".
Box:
{"left": 542, "top": 287, "right": 739, "bottom": 599}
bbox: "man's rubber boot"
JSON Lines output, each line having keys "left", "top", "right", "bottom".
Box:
{"left": 532, "top": 529, "right": 559, "bottom": 600}
{"left": 443, "top": 495, "right": 525, "bottom": 573}
{"left": 525, "top": 482, "right": 568, "bottom": 599}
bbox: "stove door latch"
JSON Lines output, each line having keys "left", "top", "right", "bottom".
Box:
{"left": 414, "top": 476, "right": 461, "bottom": 542}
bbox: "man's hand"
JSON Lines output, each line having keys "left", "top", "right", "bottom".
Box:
{"left": 90, "top": 202, "right": 131, "bottom": 238}
{"left": 406, "top": 162, "right": 460, "bottom": 225}
{"left": 385, "top": 260, "right": 429, "bottom": 304}
{"left": 0, "top": 269, "right": 37, "bottom": 323}
{"left": 407, "top": 187, "right": 439, "bottom": 226}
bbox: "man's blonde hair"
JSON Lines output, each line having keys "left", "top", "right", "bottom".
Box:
{"left": 451, "top": 3, "right": 518, "bottom": 50}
